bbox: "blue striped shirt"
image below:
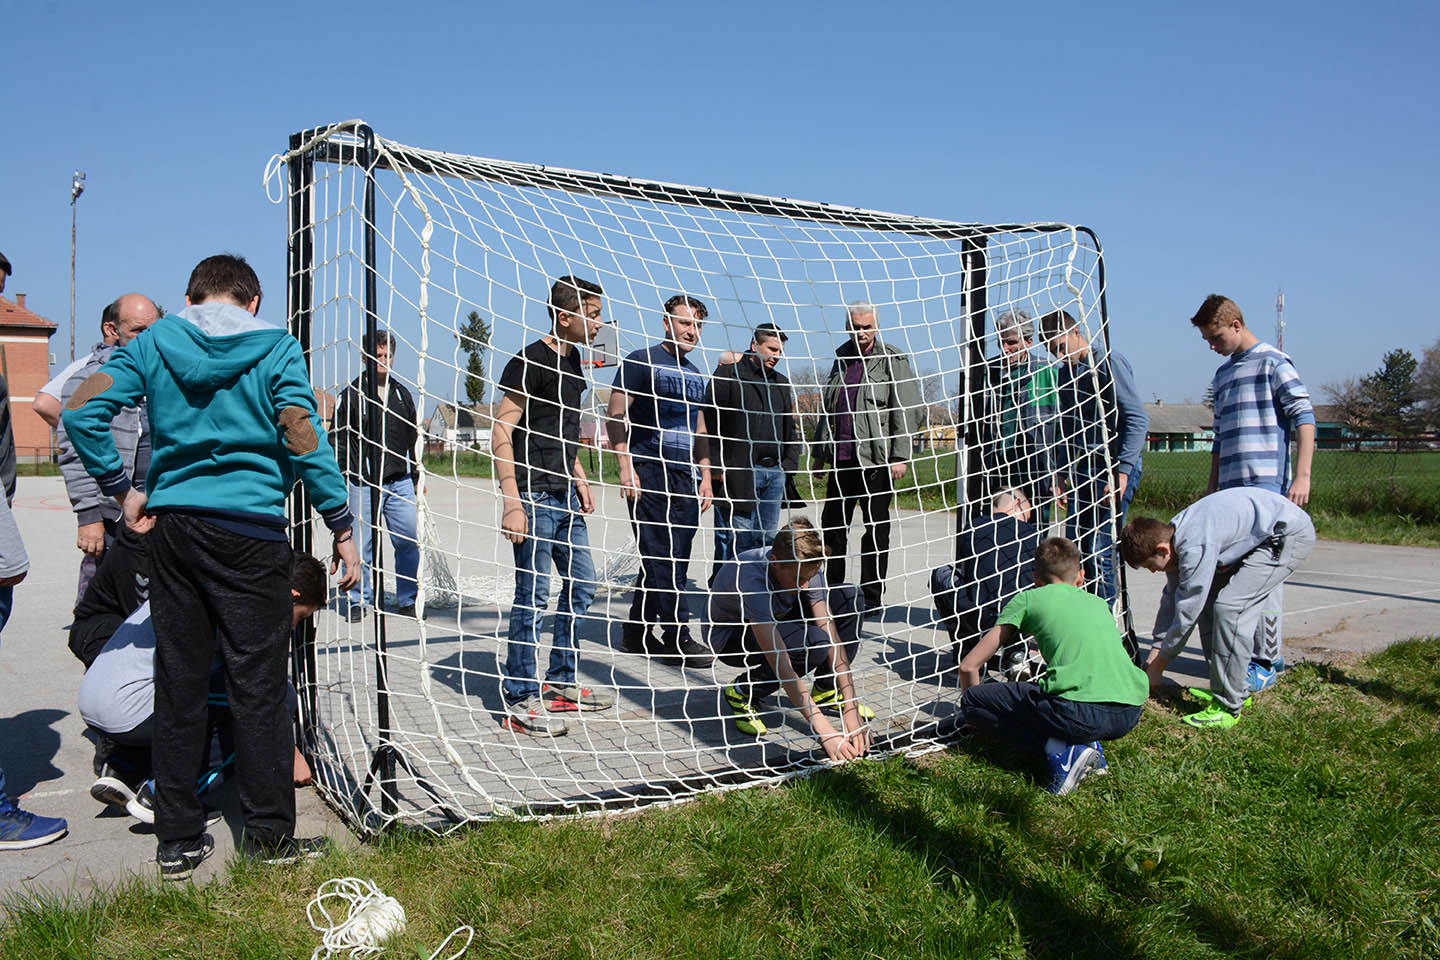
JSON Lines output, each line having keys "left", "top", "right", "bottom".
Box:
{"left": 1211, "top": 342, "right": 1315, "bottom": 491}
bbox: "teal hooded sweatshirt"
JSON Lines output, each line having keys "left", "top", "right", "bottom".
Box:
{"left": 62, "top": 301, "right": 352, "bottom": 535}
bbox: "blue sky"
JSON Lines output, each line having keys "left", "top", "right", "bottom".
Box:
{"left": 5, "top": 0, "right": 1436, "bottom": 406}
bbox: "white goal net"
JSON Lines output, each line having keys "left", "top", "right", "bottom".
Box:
{"left": 271, "top": 120, "right": 1125, "bottom": 833}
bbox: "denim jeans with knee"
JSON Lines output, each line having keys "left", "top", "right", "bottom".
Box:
{"left": 503, "top": 487, "right": 596, "bottom": 704}
{"left": 348, "top": 477, "right": 420, "bottom": 609}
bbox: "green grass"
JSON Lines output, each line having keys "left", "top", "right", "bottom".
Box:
{"left": 7, "top": 639, "right": 1440, "bottom": 958}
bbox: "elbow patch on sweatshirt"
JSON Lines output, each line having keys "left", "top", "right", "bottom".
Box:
{"left": 279, "top": 406, "right": 319, "bottom": 455}
{"left": 65, "top": 372, "right": 114, "bottom": 411}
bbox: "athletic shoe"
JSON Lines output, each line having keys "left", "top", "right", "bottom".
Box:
{"left": 1182, "top": 703, "right": 1242, "bottom": 730}
{"left": 1187, "top": 687, "right": 1252, "bottom": 710}
{"left": 676, "top": 636, "right": 714, "bottom": 670}
{"left": 1089, "top": 742, "right": 1109, "bottom": 776}
{"left": 126, "top": 780, "right": 222, "bottom": 826}
{"left": 543, "top": 682, "right": 615, "bottom": 712}
{"left": 1247, "top": 660, "right": 1281, "bottom": 693}
{"left": 0, "top": 801, "right": 68, "bottom": 850}
{"left": 724, "top": 685, "right": 768, "bottom": 736}
{"left": 396, "top": 604, "right": 420, "bottom": 619}
{"left": 241, "top": 834, "right": 331, "bottom": 865}
{"left": 810, "top": 685, "right": 876, "bottom": 720}
{"left": 346, "top": 605, "right": 367, "bottom": 623}
{"left": 1045, "top": 743, "right": 1099, "bottom": 796}
{"left": 157, "top": 833, "right": 213, "bottom": 881}
{"left": 90, "top": 762, "right": 141, "bottom": 810}
{"left": 500, "top": 696, "right": 569, "bottom": 737}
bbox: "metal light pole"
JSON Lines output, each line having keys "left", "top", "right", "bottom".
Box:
{"left": 70, "top": 170, "right": 86, "bottom": 363}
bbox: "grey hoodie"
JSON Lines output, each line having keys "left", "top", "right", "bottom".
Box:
{"left": 1153, "top": 487, "right": 1313, "bottom": 657}
{"left": 56, "top": 341, "right": 149, "bottom": 525}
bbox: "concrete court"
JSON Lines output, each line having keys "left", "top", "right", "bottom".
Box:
{"left": 2, "top": 473, "right": 1436, "bottom": 904}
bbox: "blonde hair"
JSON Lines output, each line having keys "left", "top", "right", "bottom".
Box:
{"left": 771, "top": 517, "right": 826, "bottom": 564}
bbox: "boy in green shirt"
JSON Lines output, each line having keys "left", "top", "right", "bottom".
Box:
{"left": 959, "top": 537, "right": 1147, "bottom": 795}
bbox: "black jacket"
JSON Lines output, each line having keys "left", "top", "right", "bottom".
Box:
{"left": 333, "top": 375, "right": 419, "bottom": 487}
{"left": 706, "top": 354, "right": 801, "bottom": 509}
{"left": 958, "top": 513, "right": 1041, "bottom": 631}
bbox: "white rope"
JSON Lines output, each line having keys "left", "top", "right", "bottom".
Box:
{"left": 307, "top": 877, "right": 474, "bottom": 960}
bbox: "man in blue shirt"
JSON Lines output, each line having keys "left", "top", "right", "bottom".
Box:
{"left": 607, "top": 294, "right": 715, "bottom": 668}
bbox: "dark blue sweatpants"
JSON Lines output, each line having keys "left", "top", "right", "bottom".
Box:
{"left": 962, "top": 680, "right": 1141, "bottom": 754}
{"left": 626, "top": 461, "right": 699, "bottom": 648}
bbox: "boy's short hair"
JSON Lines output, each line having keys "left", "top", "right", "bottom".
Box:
{"left": 1038, "top": 309, "right": 1076, "bottom": 342}
{"left": 990, "top": 487, "right": 1025, "bottom": 512}
{"left": 186, "top": 254, "right": 262, "bottom": 309}
{"left": 0, "top": 251, "right": 11, "bottom": 276}
{"left": 663, "top": 293, "right": 707, "bottom": 322}
{"left": 292, "top": 554, "right": 327, "bottom": 609}
{"left": 364, "top": 328, "right": 396, "bottom": 355}
{"left": 772, "top": 517, "right": 826, "bottom": 564}
{"left": 1033, "top": 536, "right": 1082, "bottom": 584}
{"left": 548, "top": 275, "right": 603, "bottom": 325}
{"left": 1119, "top": 517, "right": 1176, "bottom": 566}
{"left": 1189, "top": 294, "right": 1244, "bottom": 330}
{"left": 995, "top": 308, "right": 1033, "bottom": 341}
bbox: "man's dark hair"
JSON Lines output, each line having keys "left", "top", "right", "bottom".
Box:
{"left": 186, "top": 254, "right": 262, "bottom": 309}
{"left": 548, "top": 275, "right": 603, "bottom": 325}
{"left": 291, "top": 554, "right": 327, "bottom": 608}
{"left": 0, "top": 251, "right": 11, "bottom": 276}
{"left": 1033, "top": 536, "right": 1083, "bottom": 584}
{"left": 363, "top": 328, "right": 396, "bottom": 355}
{"left": 663, "top": 293, "right": 707, "bottom": 322}
{"left": 100, "top": 298, "right": 122, "bottom": 336}
{"left": 1189, "top": 294, "right": 1243, "bottom": 330}
{"left": 1038, "top": 309, "right": 1076, "bottom": 342}
{"left": 1119, "top": 517, "right": 1176, "bottom": 566}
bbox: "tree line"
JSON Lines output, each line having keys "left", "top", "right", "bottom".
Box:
{"left": 1323, "top": 337, "right": 1440, "bottom": 437}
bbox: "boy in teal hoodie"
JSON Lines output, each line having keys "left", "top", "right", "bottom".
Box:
{"left": 64, "top": 254, "right": 360, "bottom": 880}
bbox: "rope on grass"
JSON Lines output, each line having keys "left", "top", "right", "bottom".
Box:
{"left": 307, "top": 877, "right": 474, "bottom": 960}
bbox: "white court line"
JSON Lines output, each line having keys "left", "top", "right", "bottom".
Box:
{"left": 1301, "top": 569, "right": 1440, "bottom": 587}
{"left": 20, "top": 789, "right": 77, "bottom": 801}
{"left": 1289, "top": 584, "right": 1440, "bottom": 617}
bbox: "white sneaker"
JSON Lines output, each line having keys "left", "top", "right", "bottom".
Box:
{"left": 501, "top": 696, "right": 569, "bottom": 737}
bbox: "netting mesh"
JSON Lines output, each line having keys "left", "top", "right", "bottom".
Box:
{"left": 272, "top": 120, "right": 1122, "bottom": 832}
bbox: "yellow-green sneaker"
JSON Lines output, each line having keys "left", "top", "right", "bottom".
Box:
{"left": 724, "top": 686, "right": 767, "bottom": 736}
{"left": 1181, "top": 703, "right": 1241, "bottom": 729}
{"left": 810, "top": 685, "right": 876, "bottom": 720}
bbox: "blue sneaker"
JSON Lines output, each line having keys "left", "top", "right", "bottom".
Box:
{"left": 1089, "top": 741, "right": 1109, "bottom": 777}
{"left": 0, "top": 800, "right": 68, "bottom": 850}
{"left": 1247, "top": 660, "right": 1280, "bottom": 693}
{"left": 1045, "top": 743, "right": 1100, "bottom": 796}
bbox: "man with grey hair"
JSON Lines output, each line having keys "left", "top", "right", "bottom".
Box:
{"left": 55, "top": 293, "right": 160, "bottom": 601}
{"left": 983, "top": 308, "right": 1061, "bottom": 524}
{"left": 812, "top": 300, "right": 922, "bottom": 611}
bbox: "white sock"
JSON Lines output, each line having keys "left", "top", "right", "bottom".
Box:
{"left": 1044, "top": 737, "right": 1066, "bottom": 755}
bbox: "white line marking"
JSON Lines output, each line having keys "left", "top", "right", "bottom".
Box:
{"left": 1301, "top": 569, "right": 1440, "bottom": 587}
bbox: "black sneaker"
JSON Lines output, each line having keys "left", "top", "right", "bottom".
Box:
{"left": 157, "top": 833, "right": 214, "bottom": 882}
{"left": 396, "top": 604, "right": 420, "bottom": 618}
{"left": 346, "top": 605, "right": 367, "bottom": 623}
{"left": 242, "top": 834, "right": 332, "bottom": 865}
{"left": 676, "top": 635, "right": 714, "bottom": 670}
{"left": 90, "top": 763, "right": 140, "bottom": 810}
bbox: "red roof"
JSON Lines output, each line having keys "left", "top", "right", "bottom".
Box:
{"left": 0, "top": 294, "right": 58, "bottom": 332}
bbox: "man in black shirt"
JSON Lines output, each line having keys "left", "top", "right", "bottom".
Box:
{"left": 707, "top": 323, "right": 800, "bottom": 579}
{"left": 492, "top": 276, "right": 612, "bottom": 737}
{"left": 333, "top": 330, "right": 421, "bottom": 620}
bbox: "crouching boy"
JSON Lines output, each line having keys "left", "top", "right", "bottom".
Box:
{"left": 1119, "top": 487, "right": 1315, "bottom": 729}
{"left": 959, "top": 537, "right": 1147, "bottom": 795}
{"left": 705, "top": 518, "right": 872, "bottom": 762}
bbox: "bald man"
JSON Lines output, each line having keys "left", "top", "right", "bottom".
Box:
{"left": 55, "top": 293, "right": 159, "bottom": 603}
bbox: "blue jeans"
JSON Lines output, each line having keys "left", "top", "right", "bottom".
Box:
{"left": 1066, "top": 460, "right": 1143, "bottom": 606}
{"left": 503, "top": 488, "right": 596, "bottom": 704}
{"left": 0, "top": 584, "right": 11, "bottom": 803}
{"left": 713, "top": 466, "right": 786, "bottom": 565}
{"left": 348, "top": 477, "right": 420, "bottom": 608}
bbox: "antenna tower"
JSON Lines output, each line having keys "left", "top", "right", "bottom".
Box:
{"left": 1275, "top": 286, "right": 1285, "bottom": 351}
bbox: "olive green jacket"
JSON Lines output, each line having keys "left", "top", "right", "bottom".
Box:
{"left": 811, "top": 339, "right": 923, "bottom": 468}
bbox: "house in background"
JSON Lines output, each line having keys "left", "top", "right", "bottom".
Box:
{"left": 1311, "top": 404, "right": 1352, "bottom": 449}
{"left": 0, "top": 293, "right": 59, "bottom": 463}
{"left": 1144, "top": 401, "right": 1213, "bottom": 452}
{"left": 428, "top": 401, "right": 495, "bottom": 452}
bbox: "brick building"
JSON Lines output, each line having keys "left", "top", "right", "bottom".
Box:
{"left": 0, "top": 293, "right": 59, "bottom": 463}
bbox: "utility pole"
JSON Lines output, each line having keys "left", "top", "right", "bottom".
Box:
{"left": 1275, "top": 286, "right": 1285, "bottom": 352}
{"left": 70, "top": 170, "right": 86, "bottom": 363}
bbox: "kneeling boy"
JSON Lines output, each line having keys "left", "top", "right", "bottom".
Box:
{"left": 1120, "top": 487, "right": 1314, "bottom": 729}
{"left": 960, "top": 537, "right": 1147, "bottom": 795}
{"left": 705, "top": 518, "right": 872, "bottom": 763}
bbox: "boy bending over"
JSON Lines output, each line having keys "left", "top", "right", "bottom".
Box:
{"left": 705, "top": 518, "right": 872, "bottom": 762}
{"left": 1120, "top": 487, "right": 1315, "bottom": 729}
{"left": 959, "top": 537, "right": 1147, "bottom": 795}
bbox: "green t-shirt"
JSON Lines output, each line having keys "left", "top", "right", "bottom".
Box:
{"left": 995, "top": 583, "right": 1148, "bottom": 706}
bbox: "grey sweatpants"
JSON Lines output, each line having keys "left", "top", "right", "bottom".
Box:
{"left": 1200, "top": 520, "right": 1315, "bottom": 711}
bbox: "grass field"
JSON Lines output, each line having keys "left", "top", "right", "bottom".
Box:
{"left": 6, "top": 638, "right": 1439, "bottom": 958}
{"left": 424, "top": 448, "right": 1440, "bottom": 546}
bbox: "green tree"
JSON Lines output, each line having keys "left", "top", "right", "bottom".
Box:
{"left": 1365, "top": 348, "right": 1419, "bottom": 436}
{"left": 1415, "top": 337, "right": 1440, "bottom": 433}
{"left": 457, "top": 310, "right": 492, "bottom": 405}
